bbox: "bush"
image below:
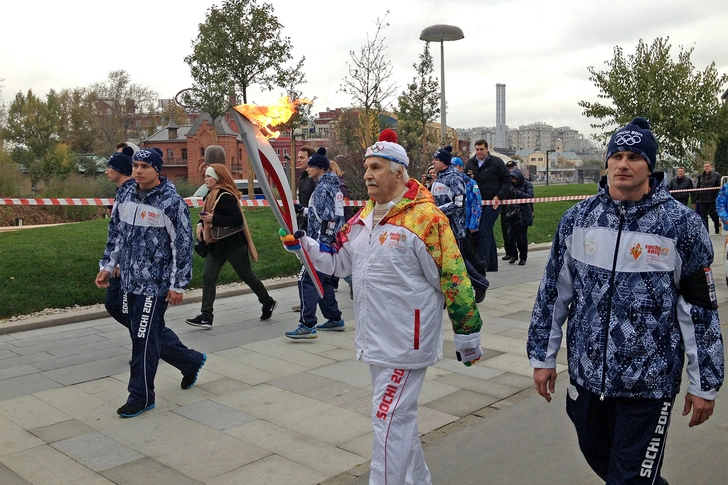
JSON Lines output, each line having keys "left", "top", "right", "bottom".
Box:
{"left": 0, "top": 163, "right": 24, "bottom": 197}
{"left": 172, "top": 177, "right": 199, "bottom": 197}
{"left": 39, "top": 174, "right": 113, "bottom": 221}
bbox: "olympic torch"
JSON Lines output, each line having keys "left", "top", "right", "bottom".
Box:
{"left": 230, "top": 101, "right": 324, "bottom": 297}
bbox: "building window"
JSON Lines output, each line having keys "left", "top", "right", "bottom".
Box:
{"left": 200, "top": 147, "right": 205, "bottom": 157}
{"left": 167, "top": 149, "right": 174, "bottom": 160}
{"left": 181, "top": 149, "right": 188, "bottom": 161}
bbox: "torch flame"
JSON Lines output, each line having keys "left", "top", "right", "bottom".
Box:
{"left": 232, "top": 96, "right": 311, "bottom": 139}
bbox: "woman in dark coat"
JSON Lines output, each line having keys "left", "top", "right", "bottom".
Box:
{"left": 504, "top": 168, "right": 534, "bottom": 265}
{"left": 186, "top": 164, "right": 277, "bottom": 328}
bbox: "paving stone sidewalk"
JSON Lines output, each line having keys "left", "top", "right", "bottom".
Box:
{"left": 1, "top": 240, "right": 725, "bottom": 485}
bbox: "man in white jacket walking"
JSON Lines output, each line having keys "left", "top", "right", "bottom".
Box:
{"left": 282, "top": 130, "right": 483, "bottom": 485}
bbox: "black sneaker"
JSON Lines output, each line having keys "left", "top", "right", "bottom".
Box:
{"left": 186, "top": 314, "right": 212, "bottom": 328}
{"left": 117, "top": 402, "right": 155, "bottom": 418}
{"left": 181, "top": 354, "right": 207, "bottom": 389}
{"left": 261, "top": 300, "right": 278, "bottom": 321}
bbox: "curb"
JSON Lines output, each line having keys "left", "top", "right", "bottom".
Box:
{"left": 0, "top": 276, "right": 299, "bottom": 336}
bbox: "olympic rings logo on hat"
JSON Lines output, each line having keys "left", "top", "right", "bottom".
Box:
{"left": 614, "top": 132, "right": 642, "bottom": 146}
{"left": 135, "top": 149, "right": 152, "bottom": 159}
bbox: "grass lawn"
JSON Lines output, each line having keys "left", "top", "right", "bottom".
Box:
{"left": 0, "top": 208, "right": 301, "bottom": 319}
{"left": 0, "top": 183, "right": 598, "bottom": 319}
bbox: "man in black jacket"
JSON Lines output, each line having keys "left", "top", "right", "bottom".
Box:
{"left": 668, "top": 167, "right": 693, "bottom": 205}
{"left": 695, "top": 161, "right": 721, "bottom": 234}
{"left": 464, "top": 139, "right": 511, "bottom": 273}
{"left": 292, "top": 146, "right": 317, "bottom": 312}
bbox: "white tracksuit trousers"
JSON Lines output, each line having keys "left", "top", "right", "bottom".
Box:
{"left": 369, "top": 365, "right": 431, "bottom": 485}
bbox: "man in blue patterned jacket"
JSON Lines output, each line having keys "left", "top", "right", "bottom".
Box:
{"left": 287, "top": 147, "right": 346, "bottom": 338}
{"left": 96, "top": 148, "right": 206, "bottom": 418}
{"left": 432, "top": 148, "right": 488, "bottom": 303}
{"left": 527, "top": 118, "right": 724, "bottom": 485}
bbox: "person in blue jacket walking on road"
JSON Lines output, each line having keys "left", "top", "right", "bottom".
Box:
{"left": 527, "top": 118, "right": 724, "bottom": 485}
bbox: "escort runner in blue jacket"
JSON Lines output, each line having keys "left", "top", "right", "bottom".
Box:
{"left": 96, "top": 148, "right": 206, "bottom": 418}
{"left": 527, "top": 118, "right": 724, "bottom": 485}
{"left": 287, "top": 147, "right": 346, "bottom": 338}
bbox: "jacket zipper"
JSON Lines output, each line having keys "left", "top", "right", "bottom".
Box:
{"left": 601, "top": 203, "right": 626, "bottom": 400}
{"left": 357, "top": 228, "right": 374, "bottom": 362}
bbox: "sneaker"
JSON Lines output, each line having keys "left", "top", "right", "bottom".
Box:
{"left": 475, "top": 287, "right": 487, "bottom": 303}
{"left": 181, "top": 354, "right": 207, "bottom": 389}
{"left": 285, "top": 324, "right": 317, "bottom": 339}
{"left": 316, "top": 319, "right": 345, "bottom": 331}
{"left": 186, "top": 314, "right": 212, "bottom": 328}
{"left": 509, "top": 257, "right": 518, "bottom": 264}
{"left": 518, "top": 259, "right": 526, "bottom": 266}
{"left": 261, "top": 300, "right": 277, "bottom": 321}
{"left": 501, "top": 255, "right": 512, "bottom": 261}
{"left": 117, "top": 402, "right": 155, "bottom": 418}
{"left": 292, "top": 305, "right": 301, "bottom": 312}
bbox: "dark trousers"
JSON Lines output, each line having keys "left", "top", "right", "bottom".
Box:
{"left": 298, "top": 266, "right": 341, "bottom": 327}
{"left": 477, "top": 205, "right": 501, "bottom": 271}
{"left": 566, "top": 380, "right": 673, "bottom": 485}
{"left": 460, "top": 232, "right": 486, "bottom": 275}
{"left": 501, "top": 215, "right": 514, "bottom": 257}
{"left": 107, "top": 276, "right": 192, "bottom": 372}
{"left": 201, "top": 242, "right": 271, "bottom": 318}
{"left": 126, "top": 294, "right": 204, "bottom": 408}
{"left": 697, "top": 202, "right": 719, "bottom": 232}
{"left": 504, "top": 222, "right": 529, "bottom": 261}
{"left": 105, "top": 276, "right": 128, "bottom": 325}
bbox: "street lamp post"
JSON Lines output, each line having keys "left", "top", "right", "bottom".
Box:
{"left": 419, "top": 25, "right": 464, "bottom": 146}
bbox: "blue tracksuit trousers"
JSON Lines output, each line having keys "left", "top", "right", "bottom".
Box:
{"left": 126, "top": 294, "right": 204, "bottom": 408}
{"left": 109, "top": 278, "right": 199, "bottom": 374}
{"left": 297, "top": 266, "right": 341, "bottom": 327}
{"left": 566, "top": 379, "right": 673, "bottom": 485}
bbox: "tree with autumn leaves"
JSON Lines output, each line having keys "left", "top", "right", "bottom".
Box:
{"left": 579, "top": 37, "right": 727, "bottom": 170}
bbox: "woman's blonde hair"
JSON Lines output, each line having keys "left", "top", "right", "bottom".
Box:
{"left": 207, "top": 164, "right": 241, "bottom": 199}
{"left": 329, "top": 160, "right": 343, "bottom": 177}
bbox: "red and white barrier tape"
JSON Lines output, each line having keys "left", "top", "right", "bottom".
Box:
{"left": 0, "top": 186, "right": 719, "bottom": 208}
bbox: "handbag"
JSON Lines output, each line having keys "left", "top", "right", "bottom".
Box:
{"left": 210, "top": 224, "right": 245, "bottom": 240}
{"left": 206, "top": 192, "right": 245, "bottom": 242}
{"left": 194, "top": 239, "right": 208, "bottom": 258}
{"left": 502, "top": 203, "right": 521, "bottom": 224}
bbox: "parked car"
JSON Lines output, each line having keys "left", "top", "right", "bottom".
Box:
{"left": 192, "top": 179, "right": 265, "bottom": 199}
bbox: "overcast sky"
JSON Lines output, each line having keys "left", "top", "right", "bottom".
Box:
{"left": 2, "top": 0, "right": 726, "bottom": 140}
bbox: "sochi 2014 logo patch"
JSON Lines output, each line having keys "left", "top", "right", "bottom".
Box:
{"left": 630, "top": 243, "right": 643, "bottom": 260}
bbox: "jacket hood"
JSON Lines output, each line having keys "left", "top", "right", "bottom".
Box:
{"left": 510, "top": 168, "right": 525, "bottom": 185}
{"left": 316, "top": 171, "right": 340, "bottom": 187}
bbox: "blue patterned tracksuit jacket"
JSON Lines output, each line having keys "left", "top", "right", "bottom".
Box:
{"left": 527, "top": 174, "right": 724, "bottom": 400}
{"left": 462, "top": 172, "right": 482, "bottom": 231}
{"left": 431, "top": 165, "right": 467, "bottom": 239}
{"left": 307, "top": 171, "right": 345, "bottom": 247}
{"left": 100, "top": 177, "right": 193, "bottom": 296}
{"left": 715, "top": 183, "right": 728, "bottom": 222}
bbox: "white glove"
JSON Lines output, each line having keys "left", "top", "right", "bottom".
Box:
{"left": 454, "top": 332, "right": 482, "bottom": 366}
